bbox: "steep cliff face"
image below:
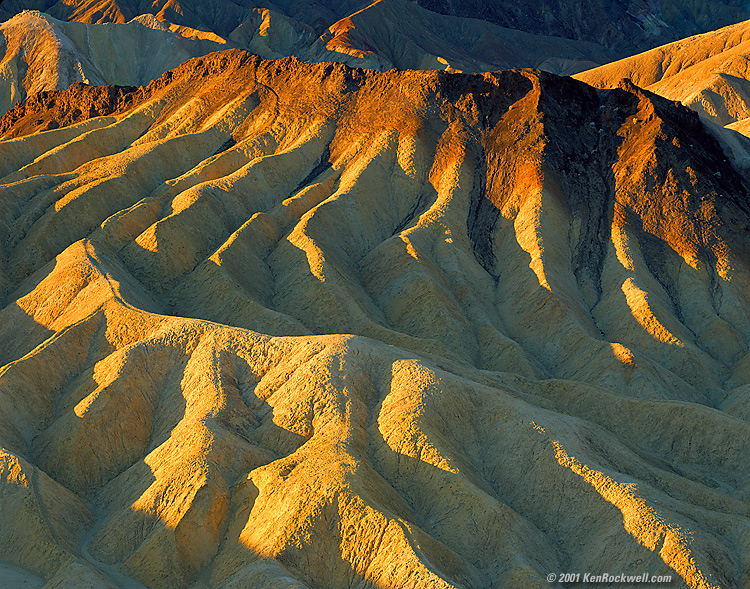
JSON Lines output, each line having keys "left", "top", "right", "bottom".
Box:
{"left": 1, "top": 49, "right": 750, "bottom": 589}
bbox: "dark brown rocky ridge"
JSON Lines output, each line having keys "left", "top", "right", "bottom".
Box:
{"left": 1, "top": 48, "right": 750, "bottom": 589}
{"left": 0, "top": 82, "right": 141, "bottom": 138}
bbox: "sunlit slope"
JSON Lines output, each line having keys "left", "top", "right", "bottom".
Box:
{"left": 287, "top": 0, "right": 613, "bottom": 74}
{"left": 2, "top": 49, "right": 750, "bottom": 588}
{"left": 575, "top": 19, "right": 750, "bottom": 132}
{"left": 0, "top": 0, "right": 615, "bottom": 89}
{"left": 0, "top": 10, "right": 226, "bottom": 116}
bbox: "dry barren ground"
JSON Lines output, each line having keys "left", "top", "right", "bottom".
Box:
{"left": 0, "top": 50, "right": 749, "bottom": 588}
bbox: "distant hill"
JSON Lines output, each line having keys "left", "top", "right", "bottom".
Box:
{"left": 415, "top": 0, "right": 750, "bottom": 57}
{"left": 0, "top": 10, "right": 226, "bottom": 116}
{"left": 576, "top": 20, "right": 750, "bottom": 124}
{"left": 0, "top": 48, "right": 749, "bottom": 589}
{"left": 574, "top": 17, "right": 750, "bottom": 165}
{"left": 6, "top": 0, "right": 750, "bottom": 56}
{"left": 0, "top": 0, "right": 619, "bottom": 118}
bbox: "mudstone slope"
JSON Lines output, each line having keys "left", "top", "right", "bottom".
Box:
{"left": 0, "top": 49, "right": 750, "bottom": 589}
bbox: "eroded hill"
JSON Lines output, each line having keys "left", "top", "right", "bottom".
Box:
{"left": 1, "top": 49, "right": 750, "bottom": 589}
{"left": 0, "top": 10, "right": 226, "bottom": 116}
{"left": 575, "top": 19, "right": 750, "bottom": 137}
{"left": 414, "top": 0, "right": 750, "bottom": 57}
{"left": 5, "top": 0, "right": 750, "bottom": 58}
{"left": 0, "top": 0, "right": 616, "bottom": 105}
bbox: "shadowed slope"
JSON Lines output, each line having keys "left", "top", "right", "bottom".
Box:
{"left": 293, "top": 0, "right": 615, "bottom": 75}
{"left": 575, "top": 19, "right": 750, "bottom": 138}
{"left": 5, "top": 0, "right": 750, "bottom": 58}
{"left": 1, "top": 49, "right": 750, "bottom": 588}
{"left": 0, "top": 0, "right": 616, "bottom": 110}
{"left": 414, "top": 0, "right": 750, "bottom": 57}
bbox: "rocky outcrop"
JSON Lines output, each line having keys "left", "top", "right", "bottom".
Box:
{"left": 576, "top": 19, "right": 750, "bottom": 134}
{"left": 1, "top": 49, "right": 750, "bottom": 588}
{"left": 0, "top": 0, "right": 616, "bottom": 104}
{"left": 0, "top": 82, "right": 143, "bottom": 138}
{"left": 0, "top": 10, "right": 226, "bottom": 116}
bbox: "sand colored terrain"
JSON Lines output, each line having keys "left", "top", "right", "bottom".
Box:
{"left": 0, "top": 0, "right": 616, "bottom": 102}
{"left": 0, "top": 10, "right": 225, "bottom": 116}
{"left": 575, "top": 18, "right": 750, "bottom": 142}
{"left": 2, "top": 50, "right": 750, "bottom": 588}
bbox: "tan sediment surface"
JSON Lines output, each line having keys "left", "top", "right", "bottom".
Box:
{"left": 575, "top": 19, "right": 750, "bottom": 136}
{"left": 0, "top": 10, "right": 226, "bottom": 117}
{"left": 1, "top": 50, "right": 750, "bottom": 588}
{"left": 0, "top": 561, "right": 45, "bottom": 587}
{"left": 0, "top": 0, "right": 614, "bottom": 112}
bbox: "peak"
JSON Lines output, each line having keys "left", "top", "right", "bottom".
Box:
{"left": 4, "top": 9, "right": 58, "bottom": 25}
{"left": 1, "top": 10, "right": 750, "bottom": 589}
{"left": 128, "top": 13, "right": 168, "bottom": 30}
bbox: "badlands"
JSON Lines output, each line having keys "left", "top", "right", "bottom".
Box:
{"left": 574, "top": 18, "right": 750, "bottom": 149}
{"left": 2, "top": 2, "right": 750, "bottom": 589}
{"left": 0, "top": 1, "right": 617, "bottom": 110}
{"left": 4, "top": 0, "right": 749, "bottom": 56}
{"left": 0, "top": 47, "right": 750, "bottom": 589}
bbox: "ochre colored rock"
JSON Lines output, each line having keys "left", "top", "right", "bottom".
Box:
{"left": 0, "top": 49, "right": 749, "bottom": 589}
